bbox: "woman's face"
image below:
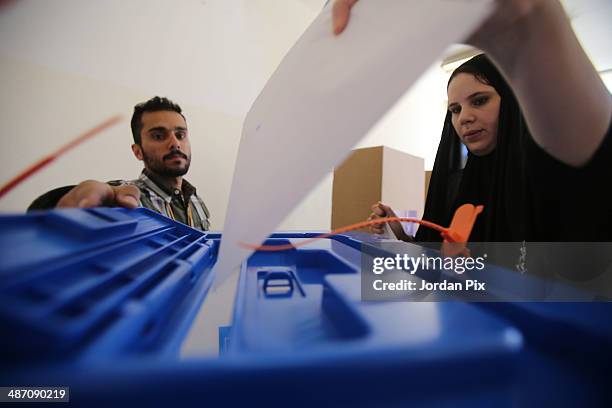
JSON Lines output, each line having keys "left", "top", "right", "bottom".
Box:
{"left": 447, "top": 73, "right": 501, "bottom": 156}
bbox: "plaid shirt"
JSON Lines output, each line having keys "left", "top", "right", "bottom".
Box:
{"left": 111, "top": 170, "right": 210, "bottom": 231}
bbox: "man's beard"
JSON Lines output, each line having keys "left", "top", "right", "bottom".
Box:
{"left": 142, "top": 150, "right": 191, "bottom": 177}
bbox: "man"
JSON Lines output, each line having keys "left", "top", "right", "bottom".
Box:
{"left": 32, "top": 96, "right": 210, "bottom": 231}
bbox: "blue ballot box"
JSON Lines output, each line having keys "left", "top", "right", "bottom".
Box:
{"left": 0, "top": 207, "right": 610, "bottom": 407}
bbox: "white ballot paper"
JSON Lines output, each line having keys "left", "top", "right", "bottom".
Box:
{"left": 215, "top": 0, "right": 493, "bottom": 286}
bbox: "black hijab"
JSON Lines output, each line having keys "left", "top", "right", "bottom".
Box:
{"left": 415, "top": 54, "right": 530, "bottom": 242}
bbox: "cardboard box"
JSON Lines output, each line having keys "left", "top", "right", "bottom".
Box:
{"left": 332, "top": 146, "right": 424, "bottom": 235}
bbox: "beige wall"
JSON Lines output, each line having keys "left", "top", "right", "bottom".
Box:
{"left": 0, "top": 56, "right": 243, "bottom": 232}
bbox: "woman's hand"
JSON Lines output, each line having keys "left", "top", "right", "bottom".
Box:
{"left": 367, "top": 202, "right": 411, "bottom": 241}
{"left": 332, "top": 0, "right": 358, "bottom": 35}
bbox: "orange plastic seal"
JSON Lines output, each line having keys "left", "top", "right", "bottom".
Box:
{"left": 241, "top": 203, "right": 484, "bottom": 253}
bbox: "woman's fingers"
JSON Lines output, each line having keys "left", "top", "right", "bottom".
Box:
{"left": 332, "top": 0, "right": 358, "bottom": 35}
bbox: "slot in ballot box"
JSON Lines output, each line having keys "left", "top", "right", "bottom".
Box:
{"left": 0, "top": 208, "right": 610, "bottom": 407}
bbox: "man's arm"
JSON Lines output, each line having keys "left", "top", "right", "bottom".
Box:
{"left": 56, "top": 180, "right": 140, "bottom": 208}
{"left": 27, "top": 186, "right": 76, "bottom": 211}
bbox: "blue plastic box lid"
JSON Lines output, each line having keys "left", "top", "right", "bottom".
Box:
{"left": 0, "top": 207, "right": 217, "bottom": 362}
{"left": 2, "top": 207, "right": 611, "bottom": 407}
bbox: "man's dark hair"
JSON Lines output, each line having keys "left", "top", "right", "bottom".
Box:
{"left": 131, "top": 96, "right": 185, "bottom": 144}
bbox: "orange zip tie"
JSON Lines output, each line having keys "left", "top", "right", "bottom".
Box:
{"left": 240, "top": 203, "right": 484, "bottom": 253}
{"left": 0, "top": 115, "right": 123, "bottom": 200}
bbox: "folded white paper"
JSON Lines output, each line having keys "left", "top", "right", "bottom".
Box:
{"left": 215, "top": 0, "right": 493, "bottom": 286}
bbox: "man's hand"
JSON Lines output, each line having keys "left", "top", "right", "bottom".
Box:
{"left": 57, "top": 180, "right": 140, "bottom": 209}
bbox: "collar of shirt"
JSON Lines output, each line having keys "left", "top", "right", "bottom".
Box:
{"left": 140, "top": 169, "right": 197, "bottom": 203}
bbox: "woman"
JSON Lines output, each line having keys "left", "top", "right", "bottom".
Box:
{"left": 371, "top": 54, "right": 530, "bottom": 242}
{"left": 372, "top": 52, "right": 612, "bottom": 242}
